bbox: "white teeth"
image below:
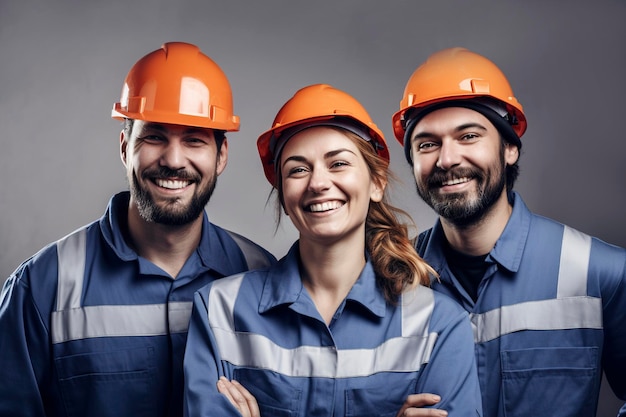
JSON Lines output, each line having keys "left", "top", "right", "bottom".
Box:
{"left": 309, "top": 201, "right": 343, "bottom": 212}
{"left": 442, "top": 177, "right": 470, "bottom": 186}
{"left": 156, "top": 179, "right": 190, "bottom": 189}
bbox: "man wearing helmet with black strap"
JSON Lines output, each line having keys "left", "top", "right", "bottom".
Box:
{"left": 0, "top": 42, "right": 275, "bottom": 417}
{"left": 393, "top": 47, "right": 625, "bottom": 417}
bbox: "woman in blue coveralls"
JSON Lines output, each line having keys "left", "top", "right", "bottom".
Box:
{"left": 183, "top": 84, "right": 482, "bottom": 417}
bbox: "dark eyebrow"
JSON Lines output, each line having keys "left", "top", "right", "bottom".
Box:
{"left": 141, "top": 123, "right": 211, "bottom": 136}
{"left": 281, "top": 148, "right": 356, "bottom": 168}
{"left": 282, "top": 155, "right": 307, "bottom": 166}
{"left": 412, "top": 122, "right": 488, "bottom": 142}
{"left": 324, "top": 148, "right": 356, "bottom": 159}
{"left": 456, "top": 122, "right": 488, "bottom": 132}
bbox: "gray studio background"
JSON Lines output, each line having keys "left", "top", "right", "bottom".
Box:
{"left": 1, "top": 0, "right": 625, "bottom": 414}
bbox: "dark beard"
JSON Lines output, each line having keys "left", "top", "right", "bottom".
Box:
{"left": 131, "top": 166, "right": 217, "bottom": 226}
{"left": 416, "top": 158, "right": 507, "bottom": 227}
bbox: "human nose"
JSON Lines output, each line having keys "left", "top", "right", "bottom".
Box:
{"left": 436, "top": 141, "right": 461, "bottom": 170}
{"left": 160, "top": 141, "right": 186, "bottom": 170}
{"left": 307, "top": 167, "right": 331, "bottom": 193}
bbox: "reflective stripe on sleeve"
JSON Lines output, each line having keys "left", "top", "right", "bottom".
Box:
{"left": 208, "top": 276, "right": 438, "bottom": 378}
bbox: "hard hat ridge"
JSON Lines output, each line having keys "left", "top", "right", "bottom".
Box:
{"left": 112, "top": 42, "right": 240, "bottom": 131}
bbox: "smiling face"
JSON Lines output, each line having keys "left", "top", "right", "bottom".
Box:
{"left": 410, "top": 107, "right": 518, "bottom": 226}
{"left": 278, "top": 126, "right": 384, "bottom": 245}
{"left": 121, "top": 120, "right": 227, "bottom": 225}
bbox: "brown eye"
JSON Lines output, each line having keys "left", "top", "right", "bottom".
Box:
{"left": 286, "top": 166, "right": 308, "bottom": 177}
{"left": 460, "top": 133, "right": 479, "bottom": 141}
{"left": 330, "top": 160, "right": 349, "bottom": 169}
{"left": 417, "top": 141, "right": 438, "bottom": 151}
{"left": 141, "top": 135, "right": 165, "bottom": 143}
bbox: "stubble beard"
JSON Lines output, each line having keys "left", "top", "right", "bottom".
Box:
{"left": 130, "top": 166, "right": 217, "bottom": 226}
{"left": 416, "top": 155, "right": 507, "bottom": 228}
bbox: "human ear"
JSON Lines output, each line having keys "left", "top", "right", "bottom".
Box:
{"left": 370, "top": 178, "right": 387, "bottom": 203}
{"left": 120, "top": 130, "right": 128, "bottom": 167}
{"left": 216, "top": 138, "right": 229, "bottom": 175}
{"left": 504, "top": 142, "right": 519, "bottom": 166}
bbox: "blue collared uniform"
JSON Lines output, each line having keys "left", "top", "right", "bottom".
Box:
{"left": 0, "top": 191, "right": 276, "bottom": 417}
{"left": 416, "top": 192, "right": 626, "bottom": 417}
{"left": 183, "top": 243, "right": 482, "bottom": 417}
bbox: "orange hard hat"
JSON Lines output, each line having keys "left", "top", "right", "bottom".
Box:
{"left": 257, "top": 84, "right": 389, "bottom": 186}
{"left": 392, "top": 47, "right": 526, "bottom": 161}
{"left": 112, "top": 42, "right": 239, "bottom": 131}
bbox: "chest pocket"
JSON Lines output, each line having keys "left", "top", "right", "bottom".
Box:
{"left": 234, "top": 368, "right": 301, "bottom": 417}
{"left": 345, "top": 378, "right": 416, "bottom": 417}
{"left": 52, "top": 229, "right": 160, "bottom": 417}
{"left": 55, "top": 346, "right": 158, "bottom": 417}
{"left": 501, "top": 346, "right": 598, "bottom": 417}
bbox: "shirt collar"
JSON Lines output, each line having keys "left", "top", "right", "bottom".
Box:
{"left": 423, "top": 191, "right": 531, "bottom": 274}
{"left": 488, "top": 191, "right": 530, "bottom": 272}
{"left": 259, "top": 242, "right": 387, "bottom": 318}
{"left": 100, "top": 191, "right": 239, "bottom": 277}
{"left": 100, "top": 191, "right": 137, "bottom": 261}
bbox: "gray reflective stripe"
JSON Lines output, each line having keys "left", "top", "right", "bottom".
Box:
{"left": 401, "top": 285, "right": 438, "bottom": 364}
{"left": 471, "top": 225, "right": 598, "bottom": 343}
{"left": 51, "top": 301, "right": 193, "bottom": 344}
{"left": 208, "top": 273, "right": 244, "bottom": 332}
{"left": 168, "top": 301, "right": 194, "bottom": 333}
{"left": 51, "top": 225, "right": 266, "bottom": 344}
{"left": 471, "top": 296, "right": 602, "bottom": 343}
{"left": 557, "top": 226, "right": 591, "bottom": 298}
{"left": 225, "top": 230, "right": 269, "bottom": 270}
{"left": 209, "top": 277, "right": 438, "bottom": 377}
{"left": 53, "top": 229, "right": 195, "bottom": 343}
{"left": 56, "top": 228, "right": 88, "bottom": 311}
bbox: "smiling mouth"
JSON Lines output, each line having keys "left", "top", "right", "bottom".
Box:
{"left": 154, "top": 179, "right": 192, "bottom": 189}
{"left": 441, "top": 177, "right": 471, "bottom": 187}
{"left": 307, "top": 201, "right": 344, "bottom": 212}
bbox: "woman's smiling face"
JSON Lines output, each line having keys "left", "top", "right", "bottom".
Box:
{"left": 279, "top": 126, "right": 383, "bottom": 245}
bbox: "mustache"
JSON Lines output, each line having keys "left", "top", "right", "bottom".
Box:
{"left": 142, "top": 166, "right": 199, "bottom": 181}
{"left": 427, "top": 167, "right": 482, "bottom": 187}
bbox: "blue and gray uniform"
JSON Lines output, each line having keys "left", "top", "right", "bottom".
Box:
{"left": 0, "top": 191, "right": 275, "bottom": 417}
{"left": 416, "top": 192, "right": 626, "bottom": 417}
{"left": 183, "top": 243, "right": 482, "bottom": 417}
